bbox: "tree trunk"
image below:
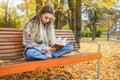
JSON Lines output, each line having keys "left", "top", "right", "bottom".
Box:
{"left": 76, "top": 0, "right": 81, "bottom": 48}
{"left": 54, "top": 0, "right": 64, "bottom": 29}
{"left": 57, "top": 11, "right": 62, "bottom": 29}
{"left": 92, "top": 9, "right": 97, "bottom": 41}
{"left": 68, "top": 0, "right": 76, "bottom": 33}
{"left": 92, "top": 24, "right": 96, "bottom": 40}
{"left": 4, "top": 1, "right": 9, "bottom": 27}
{"left": 36, "top": 0, "right": 44, "bottom": 13}
{"left": 54, "top": 0, "right": 59, "bottom": 29}
{"left": 68, "top": 10, "right": 72, "bottom": 29}
{"left": 55, "top": 10, "right": 61, "bottom": 29}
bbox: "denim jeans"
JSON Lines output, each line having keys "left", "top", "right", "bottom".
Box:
{"left": 24, "top": 44, "right": 74, "bottom": 60}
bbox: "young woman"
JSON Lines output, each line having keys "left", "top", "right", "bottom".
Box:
{"left": 23, "top": 6, "right": 74, "bottom": 60}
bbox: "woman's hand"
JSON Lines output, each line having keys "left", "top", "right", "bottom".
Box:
{"left": 46, "top": 47, "right": 56, "bottom": 53}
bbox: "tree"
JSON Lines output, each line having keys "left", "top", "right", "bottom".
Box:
{"left": 17, "top": 0, "right": 36, "bottom": 28}
{"left": 76, "top": 0, "right": 81, "bottom": 47}
{"left": 4, "top": 0, "right": 9, "bottom": 27}
{"left": 68, "top": 0, "right": 76, "bottom": 32}
{"left": 88, "top": 3, "right": 101, "bottom": 40}
{"left": 0, "top": 2, "right": 6, "bottom": 27}
{"left": 36, "top": 0, "right": 44, "bottom": 13}
{"left": 81, "top": 0, "right": 117, "bottom": 40}
{"left": 68, "top": 0, "right": 82, "bottom": 47}
{"left": 53, "top": 0, "right": 65, "bottom": 29}
{"left": 0, "top": 0, "right": 22, "bottom": 28}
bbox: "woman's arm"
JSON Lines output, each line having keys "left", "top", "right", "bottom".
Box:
{"left": 23, "top": 22, "right": 47, "bottom": 53}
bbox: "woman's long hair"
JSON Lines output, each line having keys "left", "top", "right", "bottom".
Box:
{"left": 25, "top": 6, "right": 55, "bottom": 45}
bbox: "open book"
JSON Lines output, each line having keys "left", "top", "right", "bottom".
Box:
{"left": 52, "top": 37, "right": 67, "bottom": 51}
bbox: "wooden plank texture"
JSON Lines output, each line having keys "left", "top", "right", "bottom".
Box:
{"left": 0, "top": 52, "right": 23, "bottom": 57}
{"left": 0, "top": 45, "right": 24, "bottom": 49}
{"left": 0, "top": 28, "right": 22, "bottom": 31}
{"left": 0, "top": 31, "right": 23, "bottom": 35}
{"left": 0, "top": 28, "right": 102, "bottom": 77}
{"left": 0, "top": 28, "right": 78, "bottom": 57}
{"left": 0, "top": 42, "right": 22, "bottom": 46}
{"left": 0, "top": 53, "right": 102, "bottom": 76}
{"left": 0, "top": 35, "right": 22, "bottom": 38}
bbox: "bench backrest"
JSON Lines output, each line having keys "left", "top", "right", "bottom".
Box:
{"left": 0, "top": 28, "right": 78, "bottom": 59}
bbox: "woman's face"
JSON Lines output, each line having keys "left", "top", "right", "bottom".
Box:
{"left": 41, "top": 13, "right": 53, "bottom": 24}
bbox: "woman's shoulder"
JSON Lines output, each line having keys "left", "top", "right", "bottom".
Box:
{"left": 25, "top": 20, "right": 34, "bottom": 28}
{"left": 26, "top": 20, "right": 34, "bottom": 25}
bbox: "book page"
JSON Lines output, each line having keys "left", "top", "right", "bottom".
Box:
{"left": 51, "top": 37, "right": 67, "bottom": 51}
{"left": 52, "top": 44, "right": 64, "bottom": 51}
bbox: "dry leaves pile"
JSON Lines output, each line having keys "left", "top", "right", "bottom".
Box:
{"left": 0, "top": 39, "right": 120, "bottom": 80}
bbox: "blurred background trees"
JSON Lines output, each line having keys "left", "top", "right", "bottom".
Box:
{"left": 0, "top": 0, "right": 120, "bottom": 41}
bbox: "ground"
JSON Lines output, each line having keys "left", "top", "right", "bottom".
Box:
{"left": 0, "top": 38, "right": 120, "bottom": 80}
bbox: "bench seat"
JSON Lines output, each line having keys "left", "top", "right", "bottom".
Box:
{"left": 0, "top": 28, "right": 102, "bottom": 77}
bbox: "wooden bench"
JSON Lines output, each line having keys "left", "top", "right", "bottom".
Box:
{"left": 0, "top": 28, "right": 102, "bottom": 78}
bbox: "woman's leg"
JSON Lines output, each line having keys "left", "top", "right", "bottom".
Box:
{"left": 25, "top": 48, "right": 47, "bottom": 60}
{"left": 51, "top": 44, "right": 74, "bottom": 58}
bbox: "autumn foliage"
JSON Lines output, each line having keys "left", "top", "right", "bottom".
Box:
{"left": 0, "top": 40, "right": 120, "bottom": 79}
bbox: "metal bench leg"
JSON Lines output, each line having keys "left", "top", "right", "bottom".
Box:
{"left": 97, "top": 42, "right": 101, "bottom": 79}
{"left": 97, "top": 59, "right": 100, "bottom": 79}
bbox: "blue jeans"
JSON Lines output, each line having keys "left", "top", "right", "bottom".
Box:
{"left": 24, "top": 44, "right": 74, "bottom": 60}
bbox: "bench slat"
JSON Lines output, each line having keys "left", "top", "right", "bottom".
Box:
{"left": 55, "top": 33, "right": 73, "bottom": 35}
{"left": 0, "top": 42, "right": 22, "bottom": 45}
{"left": 0, "top": 28, "right": 22, "bottom": 31}
{"left": 0, "top": 38, "right": 22, "bottom": 42}
{"left": 0, "top": 52, "right": 23, "bottom": 57}
{"left": 0, "top": 31, "right": 23, "bottom": 34}
{"left": 0, "top": 28, "right": 78, "bottom": 58}
{"left": 0, "top": 35, "right": 22, "bottom": 38}
{"left": 0, "top": 28, "right": 102, "bottom": 77}
{"left": 55, "top": 30, "right": 72, "bottom": 32}
{"left": 0, "top": 48, "right": 24, "bottom": 53}
{"left": 0, "top": 45, "right": 24, "bottom": 49}
{"left": 0, "top": 53, "right": 101, "bottom": 76}
{"left": 0, "top": 28, "right": 72, "bottom": 32}
{"left": 56, "top": 35, "right": 74, "bottom": 38}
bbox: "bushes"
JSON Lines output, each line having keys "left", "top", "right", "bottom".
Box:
{"left": 81, "top": 28, "right": 102, "bottom": 37}
{"left": 96, "top": 30, "right": 102, "bottom": 37}
{"left": 81, "top": 29, "right": 92, "bottom": 37}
